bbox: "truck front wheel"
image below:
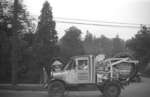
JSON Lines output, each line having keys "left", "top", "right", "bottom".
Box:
{"left": 103, "top": 82, "right": 121, "bottom": 97}
{"left": 48, "top": 81, "right": 65, "bottom": 97}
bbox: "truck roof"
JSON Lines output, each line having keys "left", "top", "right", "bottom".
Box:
{"left": 71, "top": 54, "right": 94, "bottom": 59}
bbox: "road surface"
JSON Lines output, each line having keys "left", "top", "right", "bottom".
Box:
{"left": 0, "top": 77, "right": 150, "bottom": 97}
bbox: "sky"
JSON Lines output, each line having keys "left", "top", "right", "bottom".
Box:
{"left": 24, "top": 0, "right": 150, "bottom": 40}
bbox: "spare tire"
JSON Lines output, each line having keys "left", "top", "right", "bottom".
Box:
{"left": 115, "top": 62, "right": 137, "bottom": 81}
{"left": 113, "top": 52, "right": 138, "bottom": 81}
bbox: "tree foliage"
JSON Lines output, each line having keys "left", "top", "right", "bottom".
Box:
{"left": 59, "top": 26, "right": 84, "bottom": 61}
{"left": 127, "top": 26, "right": 150, "bottom": 72}
{"left": 83, "top": 32, "right": 125, "bottom": 57}
{"left": 0, "top": 0, "right": 36, "bottom": 83}
{"left": 83, "top": 31, "right": 100, "bottom": 55}
{"left": 112, "top": 35, "right": 126, "bottom": 55}
{"left": 33, "top": 1, "right": 58, "bottom": 77}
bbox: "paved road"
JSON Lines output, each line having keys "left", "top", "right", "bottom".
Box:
{"left": 0, "top": 77, "right": 150, "bottom": 97}
{"left": 121, "top": 77, "right": 150, "bottom": 97}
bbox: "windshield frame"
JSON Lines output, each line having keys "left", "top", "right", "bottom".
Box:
{"left": 64, "top": 59, "right": 75, "bottom": 70}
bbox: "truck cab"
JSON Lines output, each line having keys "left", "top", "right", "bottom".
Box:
{"left": 52, "top": 55, "right": 95, "bottom": 84}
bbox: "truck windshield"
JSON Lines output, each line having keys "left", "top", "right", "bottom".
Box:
{"left": 64, "top": 59, "right": 75, "bottom": 70}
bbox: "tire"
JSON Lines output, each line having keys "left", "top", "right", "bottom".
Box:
{"left": 136, "top": 76, "right": 141, "bottom": 82}
{"left": 97, "top": 85, "right": 104, "bottom": 93}
{"left": 48, "top": 81, "right": 65, "bottom": 97}
{"left": 103, "top": 82, "right": 121, "bottom": 97}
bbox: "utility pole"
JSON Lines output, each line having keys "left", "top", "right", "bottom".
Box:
{"left": 11, "top": 0, "right": 19, "bottom": 86}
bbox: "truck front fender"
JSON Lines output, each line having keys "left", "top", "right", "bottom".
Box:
{"left": 48, "top": 78, "right": 66, "bottom": 87}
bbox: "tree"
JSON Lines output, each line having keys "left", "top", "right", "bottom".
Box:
{"left": 59, "top": 26, "right": 84, "bottom": 61}
{"left": 0, "top": 1, "right": 12, "bottom": 82}
{"left": 83, "top": 31, "right": 97, "bottom": 55}
{"left": 12, "top": 0, "right": 38, "bottom": 84}
{"left": 98, "top": 35, "right": 113, "bottom": 57}
{"left": 34, "top": 1, "right": 58, "bottom": 78}
{"left": 127, "top": 26, "right": 150, "bottom": 72}
{"left": 112, "top": 35, "right": 125, "bottom": 56}
{"left": 0, "top": 0, "right": 36, "bottom": 84}
{"left": 83, "top": 32, "right": 113, "bottom": 57}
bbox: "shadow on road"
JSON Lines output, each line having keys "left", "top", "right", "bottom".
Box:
{"left": 64, "top": 91, "right": 102, "bottom": 97}
{"left": 0, "top": 77, "right": 150, "bottom": 97}
{"left": 0, "top": 90, "right": 102, "bottom": 97}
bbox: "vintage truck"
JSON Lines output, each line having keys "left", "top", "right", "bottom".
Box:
{"left": 47, "top": 54, "right": 138, "bottom": 97}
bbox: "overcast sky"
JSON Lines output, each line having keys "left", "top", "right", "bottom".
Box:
{"left": 24, "top": 0, "right": 150, "bottom": 40}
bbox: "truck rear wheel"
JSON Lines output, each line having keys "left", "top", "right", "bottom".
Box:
{"left": 103, "top": 82, "right": 121, "bottom": 97}
{"left": 48, "top": 81, "right": 65, "bottom": 97}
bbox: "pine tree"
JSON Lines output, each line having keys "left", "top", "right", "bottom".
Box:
{"left": 34, "top": 1, "right": 58, "bottom": 77}
{"left": 83, "top": 31, "right": 96, "bottom": 55}
{"left": 36, "top": 1, "right": 57, "bottom": 43}
{"left": 112, "top": 35, "right": 125, "bottom": 56}
{"left": 0, "top": 0, "right": 36, "bottom": 84}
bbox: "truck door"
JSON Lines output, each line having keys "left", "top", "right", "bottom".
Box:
{"left": 76, "top": 57, "right": 90, "bottom": 83}
{"left": 64, "top": 59, "right": 77, "bottom": 84}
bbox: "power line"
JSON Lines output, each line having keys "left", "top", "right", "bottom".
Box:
{"left": 55, "top": 20, "right": 140, "bottom": 29}
{"left": 55, "top": 17, "right": 144, "bottom": 26}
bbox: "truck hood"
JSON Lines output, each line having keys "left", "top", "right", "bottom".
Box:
{"left": 52, "top": 71, "right": 67, "bottom": 81}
